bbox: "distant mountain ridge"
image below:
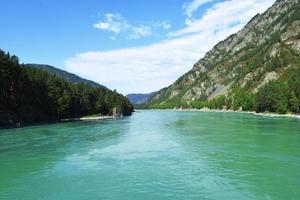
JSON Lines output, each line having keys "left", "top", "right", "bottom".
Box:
{"left": 26, "top": 64, "right": 105, "bottom": 88}
{"left": 126, "top": 92, "right": 157, "bottom": 104}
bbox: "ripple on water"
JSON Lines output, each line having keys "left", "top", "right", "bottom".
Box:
{"left": 0, "top": 110, "right": 300, "bottom": 200}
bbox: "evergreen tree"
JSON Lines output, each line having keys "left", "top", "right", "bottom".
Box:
{"left": 0, "top": 50, "right": 133, "bottom": 126}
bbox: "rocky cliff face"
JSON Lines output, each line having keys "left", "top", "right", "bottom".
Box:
{"left": 150, "top": 0, "right": 300, "bottom": 106}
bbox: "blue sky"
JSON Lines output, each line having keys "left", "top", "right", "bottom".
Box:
{"left": 0, "top": 0, "right": 275, "bottom": 94}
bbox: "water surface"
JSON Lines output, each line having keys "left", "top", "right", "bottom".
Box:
{"left": 0, "top": 110, "right": 299, "bottom": 200}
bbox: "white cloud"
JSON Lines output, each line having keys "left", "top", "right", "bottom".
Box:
{"left": 93, "top": 13, "right": 130, "bottom": 35}
{"left": 67, "top": 0, "right": 275, "bottom": 94}
{"left": 94, "top": 13, "right": 170, "bottom": 40}
{"left": 170, "top": 0, "right": 274, "bottom": 37}
{"left": 128, "top": 25, "right": 152, "bottom": 40}
{"left": 183, "top": 0, "right": 216, "bottom": 18}
{"left": 158, "top": 21, "right": 171, "bottom": 30}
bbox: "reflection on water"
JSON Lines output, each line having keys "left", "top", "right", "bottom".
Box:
{"left": 0, "top": 110, "right": 300, "bottom": 200}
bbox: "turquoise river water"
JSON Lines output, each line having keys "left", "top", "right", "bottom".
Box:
{"left": 0, "top": 110, "right": 300, "bottom": 200}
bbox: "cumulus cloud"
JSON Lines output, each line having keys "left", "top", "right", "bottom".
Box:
{"left": 93, "top": 13, "right": 130, "bottom": 34}
{"left": 128, "top": 25, "right": 152, "bottom": 40}
{"left": 67, "top": 0, "right": 275, "bottom": 94}
{"left": 93, "top": 13, "right": 170, "bottom": 40}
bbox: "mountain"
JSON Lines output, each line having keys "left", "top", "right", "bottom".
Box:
{"left": 126, "top": 92, "right": 157, "bottom": 104}
{"left": 150, "top": 0, "right": 300, "bottom": 114}
{"left": 25, "top": 64, "right": 105, "bottom": 88}
{"left": 0, "top": 51, "right": 133, "bottom": 127}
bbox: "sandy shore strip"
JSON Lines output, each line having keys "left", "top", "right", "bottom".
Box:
{"left": 60, "top": 115, "right": 116, "bottom": 122}
{"left": 80, "top": 116, "right": 117, "bottom": 120}
{"left": 165, "top": 108, "right": 300, "bottom": 119}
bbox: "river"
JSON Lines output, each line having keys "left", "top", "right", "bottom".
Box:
{"left": 0, "top": 110, "right": 299, "bottom": 200}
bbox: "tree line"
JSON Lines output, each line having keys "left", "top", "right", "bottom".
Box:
{"left": 0, "top": 49, "right": 133, "bottom": 126}
{"left": 149, "top": 66, "right": 300, "bottom": 114}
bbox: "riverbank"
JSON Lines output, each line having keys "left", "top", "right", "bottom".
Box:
{"left": 60, "top": 115, "right": 117, "bottom": 122}
{"left": 164, "top": 108, "right": 300, "bottom": 119}
{"left": 0, "top": 115, "right": 119, "bottom": 129}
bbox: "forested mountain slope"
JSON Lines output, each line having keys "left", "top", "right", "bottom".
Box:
{"left": 0, "top": 50, "right": 133, "bottom": 127}
{"left": 150, "top": 0, "right": 300, "bottom": 114}
{"left": 26, "top": 64, "right": 105, "bottom": 88}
